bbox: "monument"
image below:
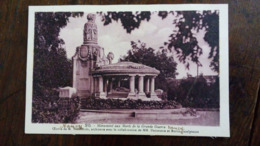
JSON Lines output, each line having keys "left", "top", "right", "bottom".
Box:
{"left": 59, "top": 13, "right": 161, "bottom": 101}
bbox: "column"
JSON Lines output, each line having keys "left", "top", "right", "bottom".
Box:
{"left": 104, "top": 78, "right": 108, "bottom": 93}
{"left": 149, "top": 76, "right": 160, "bottom": 100}
{"left": 150, "top": 76, "right": 155, "bottom": 93}
{"left": 138, "top": 75, "right": 146, "bottom": 99}
{"left": 109, "top": 78, "right": 113, "bottom": 93}
{"left": 90, "top": 76, "right": 94, "bottom": 94}
{"left": 127, "top": 75, "right": 136, "bottom": 99}
{"left": 96, "top": 75, "right": 106, "bottom": 99}
{"left": 145, "top": 78, "right": 150, "bottom": 94}
{"left": 98, "top": 76, "right": 103, "bottom": 93}
{"left": 129, "top": 75, "right": 135, "bottom": 93}
{"left": 93, "top": 76, "right": 97, "bottom": 93}
{"left": 117, "top": 79, "right": 121, "bottom": 87}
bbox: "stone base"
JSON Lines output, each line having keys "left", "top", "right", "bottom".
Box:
{"left": 59, "top": 87, "right": 77, "bottom": 98}
{"left": 138, "top": 92, "right": 148, "bottom": 100}
{"left": 95, "top": 92, "right": 107, "bottom": 99}
{"left": 127, "top": 92, "right": 137, "bottom": 100}
{"left": 150, "top": 93, "right": 161, "bottom": 101}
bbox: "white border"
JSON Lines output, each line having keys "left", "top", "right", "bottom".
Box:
{"left": 25, "top": 4, "right": 229, "bottom": 137}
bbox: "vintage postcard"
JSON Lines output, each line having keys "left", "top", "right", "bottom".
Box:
{"left": 25, "top": 4, "right": 229, "bottom": 137}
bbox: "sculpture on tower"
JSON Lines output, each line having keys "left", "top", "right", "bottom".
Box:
{"left": 84, "top": 13, "right": 98, "bottom": 44}
{"left": 69, "top": 13, "right": 109, "bottom": 97}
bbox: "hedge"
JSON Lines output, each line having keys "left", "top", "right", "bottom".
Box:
{"left": 32, "top": 96, "right": 80, "bottom": 123}
{"left": 81, "top": 98, "right": 182, "bottom": 109}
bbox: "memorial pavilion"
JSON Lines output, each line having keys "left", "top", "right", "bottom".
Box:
{"left": 59, "top": 13, "right": 161, "bottom": 101}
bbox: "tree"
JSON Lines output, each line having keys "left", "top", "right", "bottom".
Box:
{"left": 100, "top": 11, "right": 219, "bottom": 72}
{"left": 35, "top": 12, "right": 83, "bottom": 51}
{"left": 168, "top": 75, "right": 219, "bottom": 108}
{"left": 100, "top": 11, "right": 151, "bottom": 33}
{"left": 120, "top": 40, "right": 178, "bottom": 94}
{"left": 33, "top": 12, "right": 83, "bottom": 97}
{"left": 167, "top": 11, "right": 219, "bottom": 72}
{"left": 32, "top": 12, "right": 84, "bottom": 123}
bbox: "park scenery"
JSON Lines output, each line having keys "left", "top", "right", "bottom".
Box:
{"left": 32, "top": 10, "right": 220, "bottom": 126}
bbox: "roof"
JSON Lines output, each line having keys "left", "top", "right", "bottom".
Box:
{"left": 92, "top": 61, "right": 160, "bottom": 76}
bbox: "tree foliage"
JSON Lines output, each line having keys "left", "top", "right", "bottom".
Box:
{"left": 167, "top": 11, "right": 219, "bottom": 72}
{"left": 100, "top": 11, "right": 151, "bottom": 33}
{"left": 33, "top": 48, "right": 72, "bottom": 96}
{"left": 33, "top": 12, "right": 83, "bottom": 123}
{"left": 35, "top": 12, "right": 83, "bottom": 50}
{"left": 168, "top": 75, "right": 219, "bottom": 108}
{"left": 100, "top": 11, "right": 219, "bottom": 72}
{"left": 33, "top": 12, "right": 83, "bottom": 96}
{"left": 120, "top": 40, "right": 178, "bottom": 93}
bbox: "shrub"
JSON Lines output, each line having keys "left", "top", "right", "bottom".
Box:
{"left": 32, "top": 93, "right": 80, "bottom": 123}
{"left": 81, "top": 98, "right": 182, "bottom": 109}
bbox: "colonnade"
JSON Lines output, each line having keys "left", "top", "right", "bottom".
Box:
{"left": 92, "top": 74, "right": 159, "bottom": 100}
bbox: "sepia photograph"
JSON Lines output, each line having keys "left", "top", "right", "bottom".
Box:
{"left": 25, "top": 5, "right": 229, "bottom": 137}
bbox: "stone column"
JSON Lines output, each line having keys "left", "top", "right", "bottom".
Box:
{"left": 96, "top": 75, "right": 106, "bottom": 99}
{"left": 150, "top": 76, "right": 155, "bottom": 93}
{"left": 109, "top": 78, "right": 113, "bottom": 93}
{"left": 127, "top": 75, "right": 136, "bottom": 99}
{"left": 138, "top": 75, "right": 146, "bottom": 99}
{"left": 145, "top": 78, "right": 150, "bottom": 94}
{"left": 150, "top": 76, "right": 161, "bottom": 101}
{"left": 104, "top": 78, "right": 108, "bottom": 93}
{"left": 93, "top": 76, "right": 97, "bottom": 93}
{"left": 117, "top": 79, "right": 121, "bottom": 87}
{"left": 98, "top": 76, "right": 103, "bottom": 92}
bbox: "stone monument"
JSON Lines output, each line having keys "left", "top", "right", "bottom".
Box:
{"left": 59, "top": 13, "right": 161, "bottom": 101}
{"left": 71, "top": 13, "right": 108, "bottom": 97}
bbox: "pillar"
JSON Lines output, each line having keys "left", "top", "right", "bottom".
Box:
{"left": 138, "top": 75, "right": 146, "bottom": 99}
{"left": 145, "top": 78, "right": 150, "bottom": 94}
{"left": 117, "top": 79, "right": 121, "bottom": 87}
{"left": 149, "top": 76, "right": 161, "bottom": 101}
{"left": 127, "top": 75, "right": 136, "bottom": 99}
{"left": 98, "top": 76, "right": 103, "bottom": 93}
{"left": 93, "top": 76, "right": 97, "bottom": 93}
{"left": 96, "top": 75, "right": 106, "bottom": 99}
{"left": 109, "top": 78, "right": 113, "bottom": 93}
{"left": 129, "top": 75, "right": 135, "bottom": 93}
{"left": 104, "top": 78, "right": 108, "bottom": 93}
{"left": 150, "top": 76, "right": 155, "bottom": 93}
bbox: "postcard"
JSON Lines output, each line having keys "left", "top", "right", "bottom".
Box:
{"left": 25, "top": 4, "right": 229, "bottom": 137}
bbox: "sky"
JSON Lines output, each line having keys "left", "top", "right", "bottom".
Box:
{"left": 59, "top": 12, "right": 218, "bottom": 79}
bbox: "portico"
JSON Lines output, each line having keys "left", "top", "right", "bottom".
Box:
{"left": 92, "top": 61, "right": 161, "bottom": 101}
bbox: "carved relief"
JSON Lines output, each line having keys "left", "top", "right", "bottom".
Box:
{"left": 79, "top": 45, "right": 102, "bottom": 62}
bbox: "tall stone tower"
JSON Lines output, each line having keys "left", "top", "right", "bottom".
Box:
{"left": 72, "top": 13, "right": 108, "bottom": 97}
